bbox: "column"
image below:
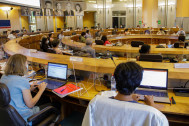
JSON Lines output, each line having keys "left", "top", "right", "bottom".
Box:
{"left": 142, "top": 0, "right": 158, "bottom": 28}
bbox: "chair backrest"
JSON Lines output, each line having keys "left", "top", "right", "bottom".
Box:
{"left": 82, "top": 95, "right": 168, "bottom": 126}
{"left": 174, "top": 42, "right": 180, "bottom": 48}
{"left": 72, "top": 32, "right": 76, "bottom": 35}
{"left": 139, "top": 54, "right": 163, "bottom": 62}
{"left": 47, "top": 48, "right": 56, "bottom": 54}
{"left": 95, "top": 40, "right": 104, "bottom": 45}
{"left": 174, "top": 42, "right": 186, "bottom": 48}
{"left": 0, "top": 83, "right": 26, "bottom": 126}
{"left": 131, "top": 41, "right": 144, "bottom": 47}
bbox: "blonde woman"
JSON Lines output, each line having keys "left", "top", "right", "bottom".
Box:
{"left": 0, "top": 54, "right": 47, "bottom": 122}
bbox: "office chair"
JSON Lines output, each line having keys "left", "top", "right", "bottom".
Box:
{"left": 174, "top": 42, "right": 185, "bottom": 48}
{"left": 131, "top": 41, "right": 144, "bottom": 47}
{"left": 57, "top": 28, "right": 61, "bottom": 31}
{"left": 0, "top": 83, "right": 60, "bottom": 126}
{"left": 3, "top": 31, "right": 7, "bottom": 35}
{"left": 47, "top": 48, "right": 56, "bottom": 54}
{"left": 139, "top": 54, "right": 163, "bottom": 62}
{"left": 95, "top": 40, "right": 104, "bottom": 45}
{"left": 72, "top": 32, "right": 76, "bottom": 35}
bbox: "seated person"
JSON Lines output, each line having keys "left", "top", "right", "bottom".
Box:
{"left": 79, "top": 32, "right": 86, "bottom": 43}
{"left": 0, "top": 54, "right": 47, "bottom": 122}
{"left": 174, "top": 34, "right": 186, "bottom": 48}
{"left": 48, "top": 33, "right": 54, "bottom": 48}
{"left": 157, "top": 28, "right": 165, "bottom": 35}
{"left": 101, "top": 35, "right": 111, "bottom": 46}
{"left": 124, "top": 28, "right": 130, "bottom": 35}
{"left": 137, "top": 44, "right": 150, "bottom": 60}
{"left": 85, "top": 30, "right": 92, "bottom": 38}
{"left": 113, "top": 62, "right": 161, "bottom": 109}
{"left": 40, "top": 37, "right": 49, "bottom": 52}
{"left": 52, "top": 39, "right": 62, "bottom": 54}
{"left": 58, "top": 31, "right": 64, "bottom": 41}
{"left": 81, "top": 38, "right": 96, "bottom": 58}
{"left": 95, "top": 30, "right": 101, "bottom": 38}
{"left": 7, "top": 31, "right": 17, "bottom": 40}
{"left": 22, "top": 31, "right": 28, "bottom": 37}
{"left": 144, "top": 28, "right": 150, "bottom": 34}
{"left": 177, "top": 28, "right": 186, "bottom": 36}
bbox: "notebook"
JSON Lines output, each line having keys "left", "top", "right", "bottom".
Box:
{"left": 135, "top": 68, "right": 170, "bottom": 104}
{"left": 52, "top": 83, "right": 83, "bottom": 98}
{"left": 38, "top": 62, "right": 68, "bottom": 90}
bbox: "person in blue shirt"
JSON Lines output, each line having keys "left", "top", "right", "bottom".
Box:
{"left": 0, "top": 54, "right": 47, "bottom": 123}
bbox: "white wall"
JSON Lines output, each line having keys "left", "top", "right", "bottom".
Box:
{"left": 36, "top": 16, "right": 45, "bottom": 31}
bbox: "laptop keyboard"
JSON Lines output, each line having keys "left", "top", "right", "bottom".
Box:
{"left": 135, "top": 90, "right": 168, "bottom": 97}
{"left": 41, "top": 79, "right": 66, "bottom": 90}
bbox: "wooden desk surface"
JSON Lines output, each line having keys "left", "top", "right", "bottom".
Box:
{"left": 108, "top": 34, "right": 178, "bottom": 40}
{"left": 4, "top": 37, "right": 189, "bottom": 80}
{"left": 67, "top": 81, "right": 189, "bottom": 116}
{"left": 63, "top": 37, "right": 189, "bottom": 55}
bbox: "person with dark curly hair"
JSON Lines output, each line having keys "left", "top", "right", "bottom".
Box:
{"left": 136, "top": 44, "right": 150, "bottom": 60}
{"left": 101, "top": 35, "right": 111, "bottom": 46}
{"left": 113, "top": 62, "right": 159, "bottom": 109}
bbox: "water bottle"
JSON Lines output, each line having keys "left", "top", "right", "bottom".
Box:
{"left": 107, "top": 50, "right": 110, "bottom": 56}
{"left": 111, "top": 74, "right": 116, "bottom": 91}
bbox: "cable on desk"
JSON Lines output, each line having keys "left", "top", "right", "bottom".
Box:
{"left": 184, "top": 80, "right": 189, "bottom": 88}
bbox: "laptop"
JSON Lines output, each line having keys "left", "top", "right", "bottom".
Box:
{"left": 38, "top": 62, "right": 68, "bottom": 90}
{"left": 135, "top": 68, "right": 170, "bottom": 104}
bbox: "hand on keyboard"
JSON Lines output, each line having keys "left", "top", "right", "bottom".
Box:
{"left": 38, "top": 82, "right": 47, "bottom": 92}
{"left": 132, "top": 94, "right": 140, "bottom": 101}
{"left": 144, "top": 95, "right": 155, "bottom": 106}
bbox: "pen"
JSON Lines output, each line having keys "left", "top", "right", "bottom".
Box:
{"left": 60, "top": 87, "right": 66, "bottom": 92}
{"left": 171, "top": 96, "right": 176, "bottom": 104}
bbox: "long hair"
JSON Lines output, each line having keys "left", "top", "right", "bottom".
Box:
{"left": 4, "top": 54, "right": 27, "bottom": 76}
{"left": 101, "top": 35, "right": 107, "bottom": 42}
{"left": 75, "top": 4, "right": 82, "bottom": 12}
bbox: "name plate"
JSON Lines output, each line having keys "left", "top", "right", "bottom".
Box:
{"left": 70, "top": 57, "right": 83, "bottom": 62}
{"left": 30, "top": 49, "right": 37, "bottom": 53}
{"left": 174, "top": 63, "right": 189, "bottom": 68}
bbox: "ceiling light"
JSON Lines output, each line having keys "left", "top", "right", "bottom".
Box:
{"left": 1, "top": 7, "right": 12, "bottom": 11}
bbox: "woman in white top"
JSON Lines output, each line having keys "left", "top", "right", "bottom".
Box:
{"left": 8, "top": 31, "right": 17, "bottom": 40}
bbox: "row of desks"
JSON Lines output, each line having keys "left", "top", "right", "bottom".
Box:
{"left": 64, "top": 37, "right": 189, "bottom": 55}
{"left": 3, "top": 37, "right": 189, "bottom": 80}
{"left": 4, "top": 35, "right": 189, "bottom": 125}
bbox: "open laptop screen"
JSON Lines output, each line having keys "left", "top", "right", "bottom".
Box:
{"left": 140, "top": 68, "right": 168, "bottom": 89}
{"left": 47, "top": 62, "right": 67, "bottom": 80}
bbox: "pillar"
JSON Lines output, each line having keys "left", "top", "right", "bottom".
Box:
{"left": 142, "top": 0, "right": 158, "bottom": 28}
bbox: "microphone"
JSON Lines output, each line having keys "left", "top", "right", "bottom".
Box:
{"left": 111, "top": 55, "right": 116, "bottom": 67}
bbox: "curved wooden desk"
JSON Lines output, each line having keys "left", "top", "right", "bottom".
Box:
{"left": 108, "top": 34, "right": 178, "bottom": 44}
{"left": 63, "top": 37, "right": 189, "bottom": 55}
{"left": 4, "top": 36, "right": 189, "bottom": 125}
{"left": 3, "top": 36, "right": 189, "bottom": 80}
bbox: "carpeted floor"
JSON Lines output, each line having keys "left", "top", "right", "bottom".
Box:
{"left": 59, "top": 111, "right": 84, "bottom": 126}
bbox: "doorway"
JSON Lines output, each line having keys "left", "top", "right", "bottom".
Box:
{"left": 83, "top": 11, "right": 95, "bottom": 29}
{"left": 112, "top": 11, "right": 126, "bottom": 28}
